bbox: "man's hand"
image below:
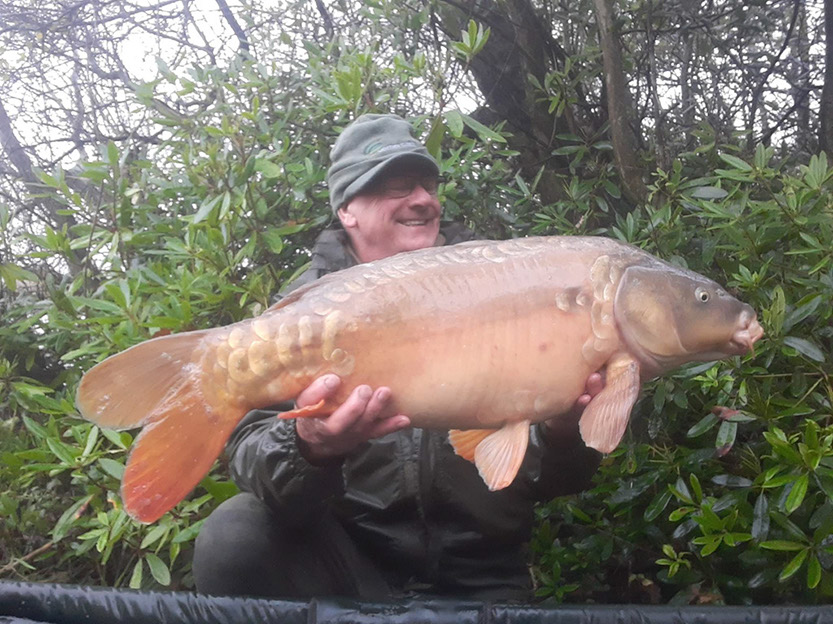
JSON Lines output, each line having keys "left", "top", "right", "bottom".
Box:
{"left": 541, "top": 372, "right": 605, "bottom": 444}
{"left": 294, "top": 374, "right": 411, "bottom": 464}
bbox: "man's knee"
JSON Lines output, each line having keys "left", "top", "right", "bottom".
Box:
{"left": 193, "top": 492, "right": 283, "bottom": 596}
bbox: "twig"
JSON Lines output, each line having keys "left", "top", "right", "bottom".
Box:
{"left": 0, "top": 541, "right": 55, "bottom": 575}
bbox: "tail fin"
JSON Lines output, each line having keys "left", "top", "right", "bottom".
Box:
{"left": 121, "top": 377, "right": 245, "bottom": 522}
{"left": 76, "top": 331, "right": 245, "bottom": 523}
{"left": 76, "top": 331, "right": 212, "bottom": 430}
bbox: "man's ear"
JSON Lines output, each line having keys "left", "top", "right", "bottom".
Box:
{"left": 338, "top": 206, "right": 357, "bottom": 228}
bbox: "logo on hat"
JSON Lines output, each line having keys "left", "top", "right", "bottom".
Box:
{"left": 364, "top": 142, "right": 384, "bottom": 154}
{"left": 364, "top": 140, "right": 418, "bottom": 155}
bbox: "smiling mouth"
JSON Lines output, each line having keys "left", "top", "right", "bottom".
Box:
{"left": 399, "top": 219, "right": 431, "bottom": 226}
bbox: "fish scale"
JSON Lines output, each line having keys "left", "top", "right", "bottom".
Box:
{"left": 76, "top": 235, "right": 763, "bottom": 522}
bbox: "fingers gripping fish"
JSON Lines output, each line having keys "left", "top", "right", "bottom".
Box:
{"left": 76, "top": 236, "right": 763, "bottom": 523}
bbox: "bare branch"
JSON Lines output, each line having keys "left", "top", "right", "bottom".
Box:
{"left": 215, "top": 0, "right": 251, "bottom": 55}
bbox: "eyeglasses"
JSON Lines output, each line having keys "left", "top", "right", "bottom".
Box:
{"left": 373, "top": 175, "right": 440, "bottom": 199}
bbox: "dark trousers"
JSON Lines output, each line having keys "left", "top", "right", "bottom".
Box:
{"left": 192, "top": 493, "right": 393, "bottom": 600}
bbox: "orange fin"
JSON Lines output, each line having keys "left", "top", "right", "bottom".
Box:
{"left": 451, "top": 421, "right": 531, "bottom": 491}
{"left": 76, "top": 330, "right": 212, "bottom": 429}
{"left": 475, "top": 421, "right": 531, "bottom": 490}
{"left": 579, "top": 353, "right": 641, "bottom": 453}
{"left": 76, "top": 328, "right": 247, "bottom": 523}
{"left": 448, "top": 428, "right": 498, "bottom": 462}
{"left": 278, "top": 399, "right": 337, "bottom": 419}
{"left": 122, "top": 378, "right": 245, "bottom": 523}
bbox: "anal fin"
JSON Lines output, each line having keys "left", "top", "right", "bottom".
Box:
{"left": 579, "top": 353, "right": 641, "bottom": 453}
{"left": 449, "top": 428, "right": 498, "bottom": 462}
{"left": 450, "top": 421, "right": 531, "bottom": 491}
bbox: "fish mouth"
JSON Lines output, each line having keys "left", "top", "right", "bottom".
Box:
{"left": 730, "top": 315, "right": 764, "bottom": 355}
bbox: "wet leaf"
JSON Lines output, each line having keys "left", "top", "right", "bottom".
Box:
{"left": 783, "top": 336, "right": 825, "bottom": 362}
{"left": 752, "top": 493, "right": 770, "bottom": 541}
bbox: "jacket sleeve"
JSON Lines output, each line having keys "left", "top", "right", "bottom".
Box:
{"left": 526, "top": 423, "right": 602, "bottom": 502}
{"left": 225, "top": 407, "right": 345, "bottom": 526}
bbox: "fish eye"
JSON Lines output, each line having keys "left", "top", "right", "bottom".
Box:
{"left": 695, "top": 288, "right": 710, "bottom": 303}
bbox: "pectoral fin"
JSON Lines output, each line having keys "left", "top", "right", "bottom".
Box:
{"left": 450, "top": 421, "right": 531, "bottom": 491}
{"left": 579, "top": 353, "right": 641, "bottom": 453}
{"left": 279, "top": 399, "right": 337, "bottom": 419}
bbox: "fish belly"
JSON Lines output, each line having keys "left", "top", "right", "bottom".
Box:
{"left": 373, "top": 306, "right": 601, "bottom": 430}
{"left": 198, "top": 237, "right": 624, "bottom": 427}
{"left": 275, "top": 246, "right": 617, "bottom": 429}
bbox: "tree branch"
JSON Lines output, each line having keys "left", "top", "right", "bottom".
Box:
{"left": 215, "top": 0, "right": 250, "bottom": 55}
{"left": 592, "top": 0, "right": 649, "bottom": 205}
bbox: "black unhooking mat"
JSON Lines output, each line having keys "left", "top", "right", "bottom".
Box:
{"left": 1, "top": 581, "right": 830, "bottom": 624}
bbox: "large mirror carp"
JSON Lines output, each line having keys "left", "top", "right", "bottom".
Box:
{"left": 76, "top": 236, "right": 763, "bottom": 523}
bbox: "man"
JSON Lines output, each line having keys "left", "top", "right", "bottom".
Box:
{"left": 192, "top": 114, "right": 603, "bottom": 601}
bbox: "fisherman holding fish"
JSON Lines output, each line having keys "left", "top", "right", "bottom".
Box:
{"left": 190, "top": 114, "right": 606, "bottom": 600}
{"left": 77, "top": 112, "right": 761, "bottom": 599}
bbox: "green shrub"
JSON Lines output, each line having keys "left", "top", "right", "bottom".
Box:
{"left": 531, "top": 148, "right": 833, "bottom": 605}
{"left": 1, "top": 47, "right": 830, "bottom": 601}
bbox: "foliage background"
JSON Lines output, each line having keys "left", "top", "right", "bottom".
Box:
{"left": 1, "top": 0, "right": 832, "bottom": 605}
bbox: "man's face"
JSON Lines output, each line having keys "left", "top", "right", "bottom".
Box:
{"left": 338, "top": 168, "right": 442, "bottom": 262}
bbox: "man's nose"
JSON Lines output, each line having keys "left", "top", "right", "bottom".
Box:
{"left": 406, "top": 184, "right": 438, "bottom": 205}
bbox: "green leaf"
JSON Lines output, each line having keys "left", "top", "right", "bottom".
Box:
{"left": 697, "top": 535, "right": 722, "bottom": 556}
{"left": 770, "top": 510, "right": 809, "bottom": 541}
{"left": 784, "top": 474, "right": 809, "bottom": 514}
{"left": 460, "top": 113, "right": 506, "bottom": 143}
{"left": 0, "top": 263, "right": 39, "bottom": 291}
{"left": 807, "top": 554, "right": 822, "bottom": 588}
{"left": 199, "top": 477, "right": 239, "bottom": 504}
{"left": 752, "top": 493, "right": 770, "bottom": 541}
{"left": 262, "top": 230, "right": 284, "bottom": 254}
{"left": 53, "top": 495, "right": 94, "bottom": 541}
{"left": 669, "top": 506, "right": 693, "bottom": 522}
{"left": 718, "top": 153, "right": 753, "bottom": 171}
{"left": 445, "top": 110, "right": 464, "bottom": 138}
{"left": 724, "top": 411, "right": 757, "bottom": 423}
{"left": 783, "top": 336, "right": 825, "bottom": 362}
{"left": 760, "top": 540, "right": 805, "bottom": 551}
{"left": 768, "top": 285, "right": 786, "bottom": 335}
{"left": 690, "top": 186, "right": 728, "bottom": 199}
{"left": 219, "top": 190, "right": 232, "bottom": 219}
{"left": 107, "top": 141, "right": 119, "bottom": 169}
{"left": 193, "top": 195, "right": 222, "bottom": 224}
{"left": 644, "top": 489, "right": 672, "bottom": 522}
{"left": 22, "top": 416, "right": 49, "bottom": 439}
{"left": 172, "top": 519, "right": 204, "bottom": 544}
{"left": 715, "top": 420, "right": 737, "bottom": 451}
{"left": 424, "top": 118, "right": 445, "bottom": 161}
{"left": 129, "top": 559, "right": 143, "bottom": 589}
{"left": 778, "top": 549, "right": 808, "bottom": 581}
{"left": 711, "top": 474, "right": 753, "bottom": 488}
{"left": 100, "top": 428, "right": 129, "bottom": 449}
{"left": 144, "top": 553, "right": 171, "bottom": 586}
{"left": 602, "top": 179, "right": 621, "bottom": 198}
{"left": 140, "top": 524, "right": 169, "bottom": 550}
{"left": 687, "top": 413, "right": 718, "bottom": 438}
{"left": 689, "top": 474, "right": 703, "bottom": 503}
{"left": 98, "top": 458, "right": 125, "bottom": 480}
{"left": 81, "top": 426, "right": 100, "bottom": 458}
{"left": 46, "top": 438, "right": 76, "bottom": 465}
{"left": 254, "top": 159, "right": 282, "bottom": 178}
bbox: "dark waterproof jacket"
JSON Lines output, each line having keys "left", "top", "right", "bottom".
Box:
{"left": 226, "top": 224, "right": 601, "bottom": 599}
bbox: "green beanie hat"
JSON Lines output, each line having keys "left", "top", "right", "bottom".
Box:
{"left": 326, "top": 114, "right": 439, "bottom": 213}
